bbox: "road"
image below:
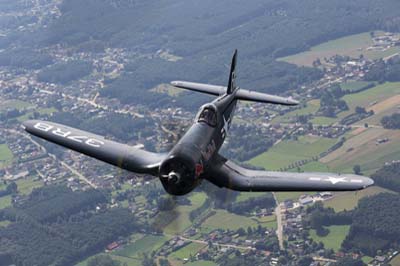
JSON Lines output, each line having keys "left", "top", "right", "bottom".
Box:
{"left": 39, "top": 89, "right": 145, "bottom": 118}
{"left": 273, "top": 192, "right": 284, "bottom": 250}
{"left": 165, "top": 234, "right": 255, "bottom": 251}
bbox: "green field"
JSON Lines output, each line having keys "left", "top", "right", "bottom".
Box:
{"left": 160, "top": 193, "right": 207, "bottom": 235}
{"left": 170, "top": 242, "right": 206, "bottom": 259}
{"left": 312, "top": 82, "right": 400, "bottom": 124}
{"left": 201, "top": 210, "right": 259, "bottom": 231}
{"left": 189, "top": 192, "right": 207, "bottom": 206}
{"left": 272, "top": 100, "right": 320, "bottom": 124}
{"left": 114, "top": 235, "right": 168, "bottom": 259}
{"left": 299, "top": 161, "right": 331, "bottom": 172}
{"left": 236, "top": 192, "right": 269, "bottom": 203}
{"left": 390, "top": 254, "right": 400, "bottom": 266}
{"left": 340, "top": 81, "right": 372, "bottom": 92}
{"left": 310, "top": 116, "right": 340, "bottom": 125}
{"left": 342, "top": 82, "right": 400, "bottom": 114}
{"left": 309, "top": 225, "right": 350, "bottom": 251}
{"left": 76, "top": 254, "right": 142, "bottom": 266}
{"left": 254, "top": 215, "right": 277, "bottom": 229}
{"left": 0, "top": 195, "right": 12, "bottom": 209}
{"left": 0, "top": 99, "right": 34, "bottom": 111}
{"left": 322, "top": 127, "right": 400, "bottom": 174}
{"left": 324, "top": 186, "right": 392, "bottom": 212}
{"left": 275, "top": 192, "right": 314, "bottom": 203}
{"left": 17, "top": 107, "right": 57, "bottom": 122}
{"left": 249, "top": 136, "right": 337, "bottom": 170}
{"left": 0, "top": 220, "right": 11, "bottom": 227}
{"left": 185, "top": 260, "right": 217, "bottom": 266}
{"left": 16, "top": 178, "right": 43, "bottom": 195}
{"left": 362, "top": 256, "right": 374, "bottom": 264}
{"left": 0, "top": 144, "right": 13, "bottom": 168}
{"left": 278, "top": 31, "right": 400, "bottom": 66}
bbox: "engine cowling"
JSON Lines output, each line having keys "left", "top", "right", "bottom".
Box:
{"left": 159, "top": 146, "right": 203, "bottom": 195}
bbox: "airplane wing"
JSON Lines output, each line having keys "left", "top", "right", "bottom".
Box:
{"left": 22, "top": 120, "right": 165, "bottom": 176}
{"left": 205, "top": 156, "right": 374, "bottom": 191}
{"left": 170, "top": 81, "right": 299, "bottom": 106}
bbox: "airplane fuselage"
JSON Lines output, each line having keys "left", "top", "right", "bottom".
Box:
{"left": 159, "top": 91, "right": 237, "bottom": 195}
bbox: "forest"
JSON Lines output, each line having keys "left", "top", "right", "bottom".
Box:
{"left": 8, "top": 0, "right": 398, "bottom": 109}
{"left": 342, "top": 193, "right": 400, "bottom": 255}
{"left": 0, "top": 48, "right": 53, "bottom": 69}
{"left": 37, "top": 60, "right": 93, "bottom": 84}
{"left": 381, "top": 113, "right": 400, "bottom": 129}
{"left": 371, "top": 163, "right": 400, "bottom": 192}
{"left": 364, "top": 57, "right": 400, "bottom": 83}
{"left": 306, "top": 191, "right": 400, "bottom": 256}
{"left": 0, "top": 186, "right": 141, "bottom": 266}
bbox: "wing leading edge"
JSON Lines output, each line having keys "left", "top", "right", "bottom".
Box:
{"left": 206, "top": 157, "right": 374, "bottom": 191}
{"left": 23, "top": 120, "right": 165, "bottom": 176}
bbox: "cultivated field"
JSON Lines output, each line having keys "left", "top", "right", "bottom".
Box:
{"left": 249, "top": 135, "right": 337, "bottom": 170}
{"left": 278, "top": 31, "right": 400, "bottom": 66}
{"left": 159, "top": 193, "right": 207, "bottom": 235}
{"left": 341, "top": 82, "right": 400, "bottom": 118}
{"left": 0, "top": 99, "right": 34, "bottom": 111}
{"left": 170, "top": 242, "right": 206, "bottom": 260}
{"left": 272, "top": 99, "right": 320, "bottom": 124}
{"left": 309, "top": 225, "right": 350, "bottom": 251}
{"left": 114, "top": 235, "right": 168, "bottom": 258}
{"left": 0, "top": 144, "right": 13, "bottom": 168}
{"left": 323, "top": 186, "right": 392, "bottom": 212}
{"left": 321, "top": 128, "right": 400, "bottom": 174}
{"left": 201, "top": 210, "right": 259, "bottom": 231}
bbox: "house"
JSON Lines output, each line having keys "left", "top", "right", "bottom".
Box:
{"left": 299, "top": 195, "right": 313, "bottom": 205}
{"left": 106, "top": 242, "right": 119, "bottom": 252}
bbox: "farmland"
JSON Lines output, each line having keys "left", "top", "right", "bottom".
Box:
{"left": 278, "top": 31, "right": 400, "bottom": 66}
{"left": 0, "top": 144, "right": 13, "bottom": 168}
{"left": 16, "top": 177, "right": 44, "bottom": 195}
{"left": 309, "top": 225, "right": 350, "bottom": 251}
{"left": 201, "top": 210, "right": 259, "bottom": 231}
{"left": 321, "top": 128, "right": 400, "bottom": 174}
{"left": 154, "top": 193, "right": 207, "bottom": 235}
{"left": 114, "top": 235, "right": 168, "bottom": 259}
{"left": 323, "top": 186, "right": 392, "bottom": 212}
{"left": 249, "top": 135, "right": 337, "bottom": 170}
{"left": 170, "top": 242, "right": 206, "bottom": 260}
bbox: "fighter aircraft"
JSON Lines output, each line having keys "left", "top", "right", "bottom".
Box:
{"left": 23, "top": 50, "right": 374, "bottom": 195}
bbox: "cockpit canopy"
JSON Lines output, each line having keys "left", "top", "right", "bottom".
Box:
{"left": 198, "top": 105, "right": 217, "bottom": 127}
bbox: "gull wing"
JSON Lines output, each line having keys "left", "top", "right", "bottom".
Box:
{"left": 23, "top": 120, "right": 165, "bottom": 176}
{"left": 206, "top": 157, "right": 374, "bottom": 191}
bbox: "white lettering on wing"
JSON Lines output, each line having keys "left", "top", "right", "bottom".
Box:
{"left": 34, "top": 122, "right": 104, "bottom": 148}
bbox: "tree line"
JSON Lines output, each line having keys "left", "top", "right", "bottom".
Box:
{"left": 0, "top": 185, "right": 142, "bottom": 266}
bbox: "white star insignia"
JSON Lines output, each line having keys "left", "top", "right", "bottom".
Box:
{"left": 308, "top": 176, "right": 349, "bottom": 185}
{"left": 326, "top": 176, "right": 348, "bottom": 184}
{"left": 223, "top": 116, "right": 229, "bottom": 136}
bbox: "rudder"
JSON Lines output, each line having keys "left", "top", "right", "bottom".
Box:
{"left": 227, "top": 49, "right": 238, "bottom": 94}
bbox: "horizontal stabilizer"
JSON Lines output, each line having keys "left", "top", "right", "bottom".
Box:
{"left": 170, "top": 81, "right": 299, "bottom": 106}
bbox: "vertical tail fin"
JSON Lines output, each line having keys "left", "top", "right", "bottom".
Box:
{"left": 227, "top": 49, "right": 238, "bottom": 94}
